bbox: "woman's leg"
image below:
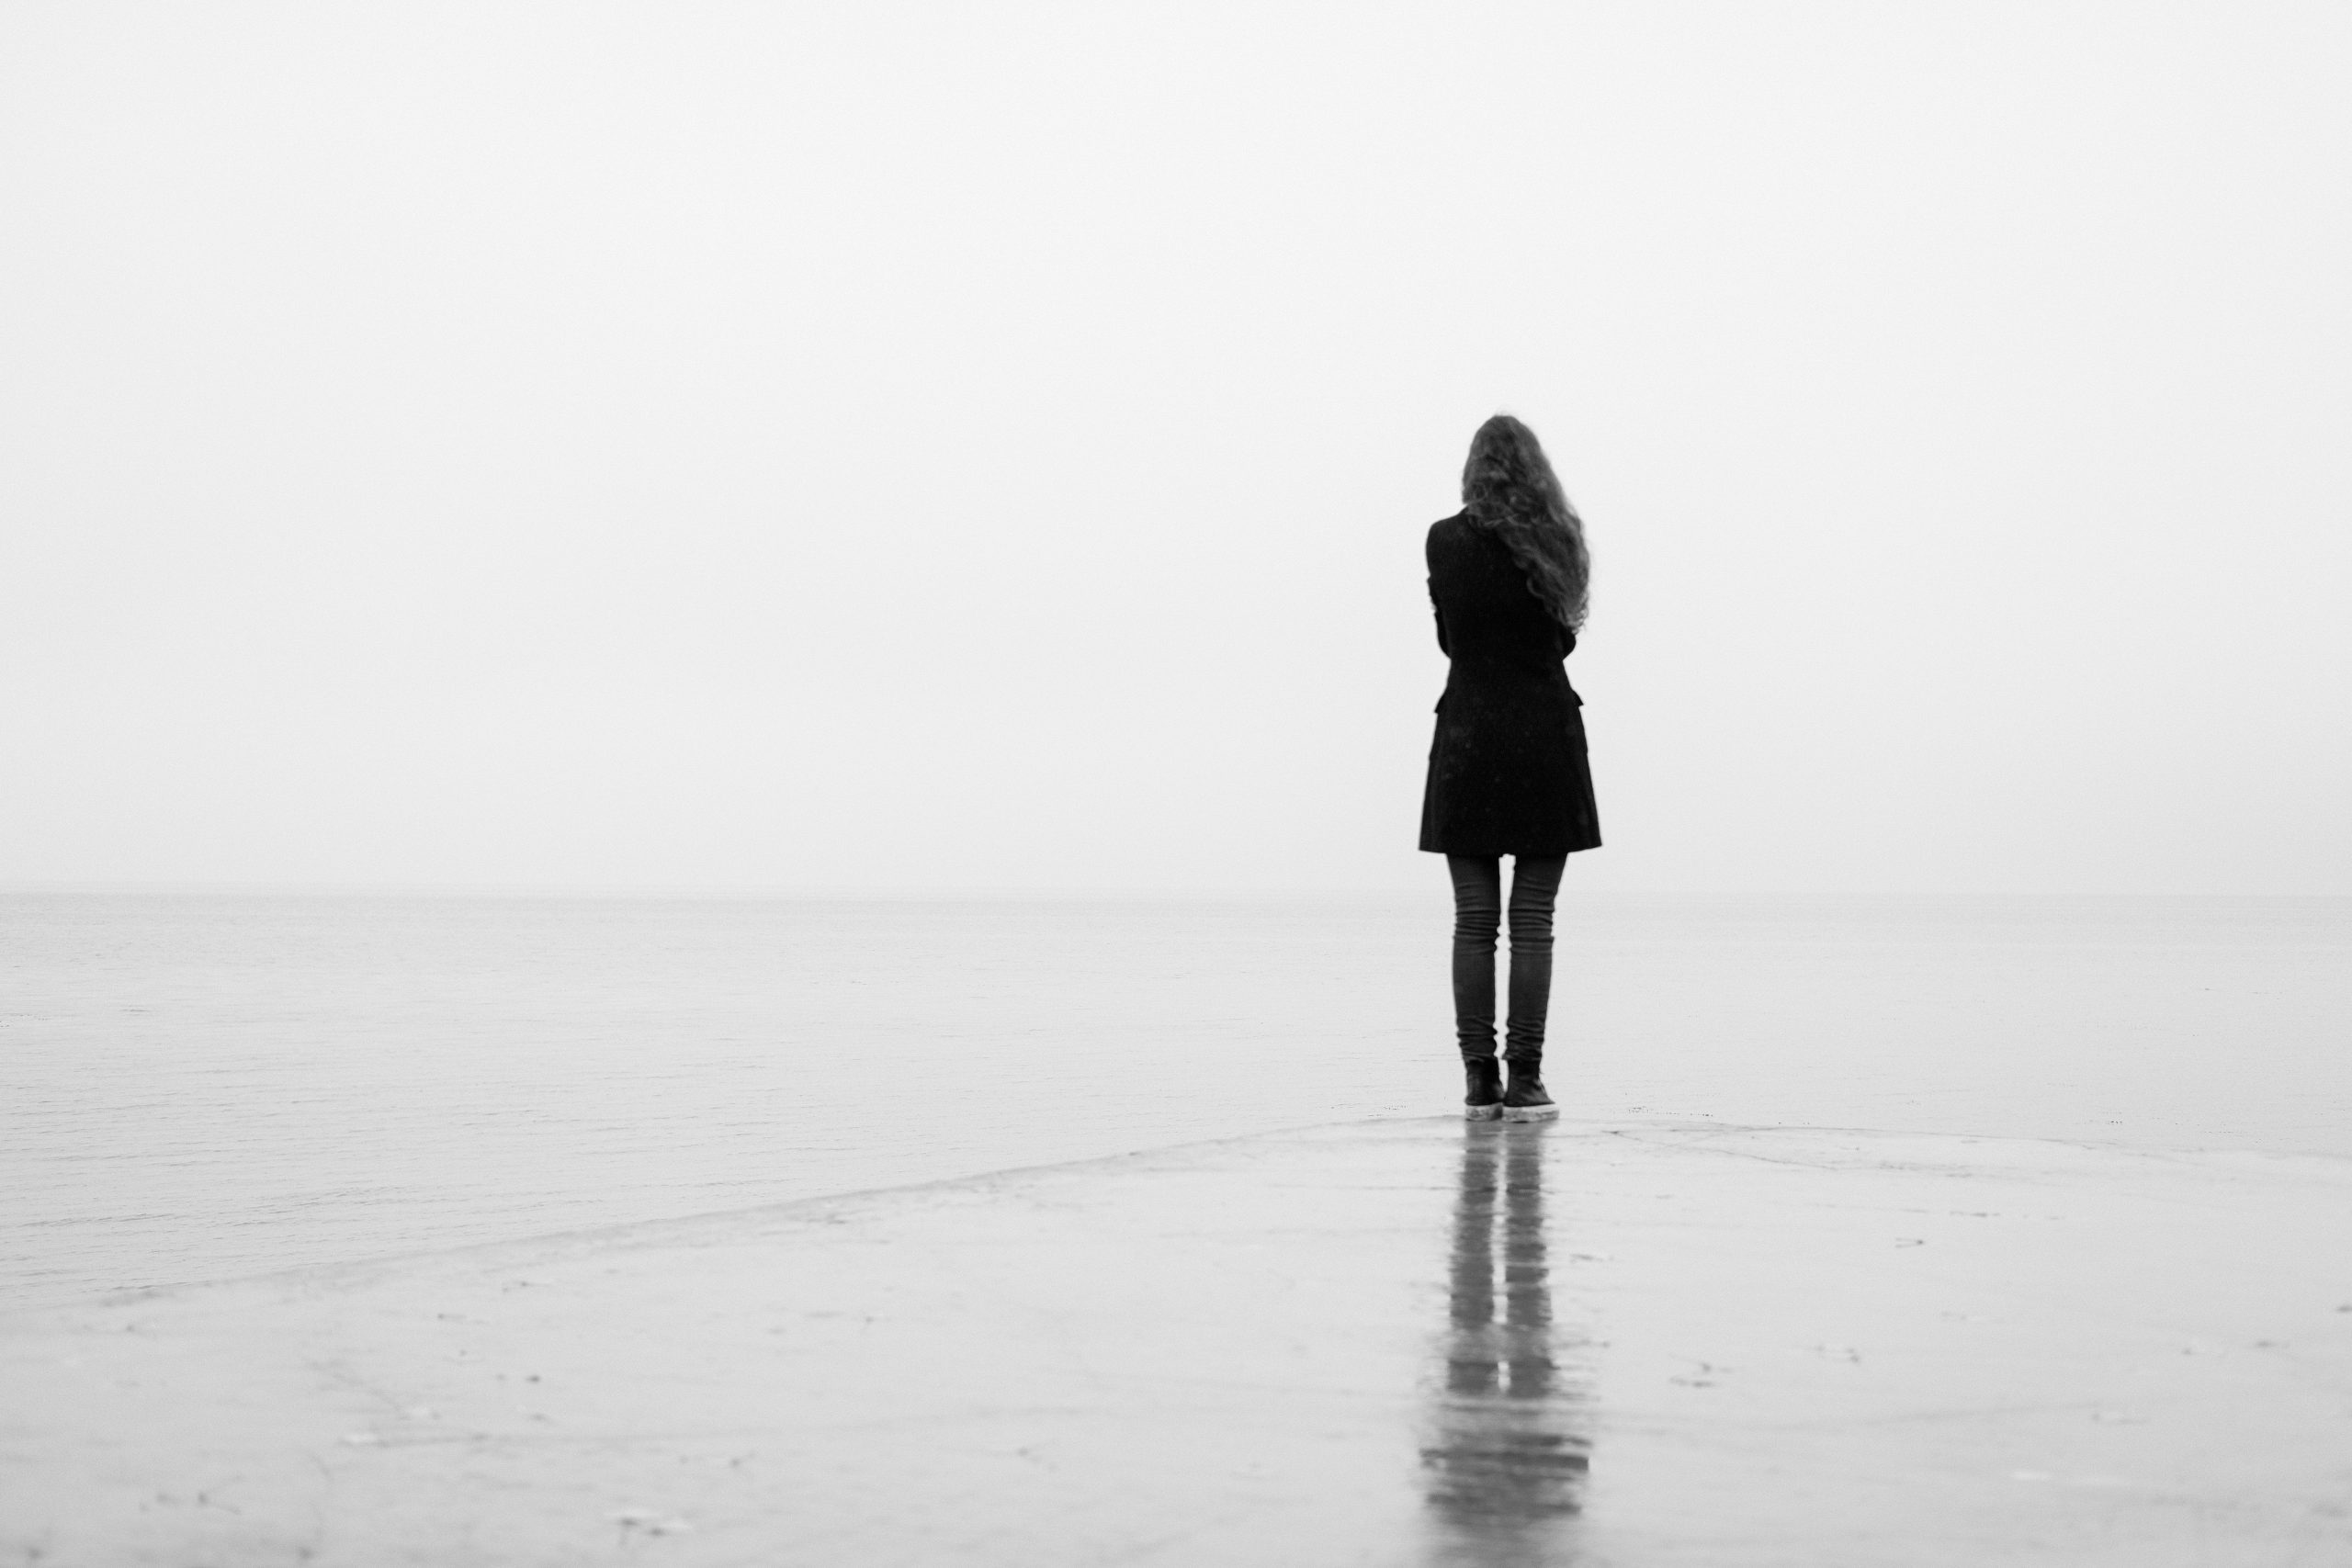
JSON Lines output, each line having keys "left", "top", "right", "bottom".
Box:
{"left": 1502, "top": 853, "right": 1568, "bottom": 1063}
{"left": 1445, "top": 854, "right": 1504, "bottom": 1058}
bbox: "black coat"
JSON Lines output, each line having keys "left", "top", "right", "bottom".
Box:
{"left": 1418, "top": 513, "right": 1601, "bottom": 857}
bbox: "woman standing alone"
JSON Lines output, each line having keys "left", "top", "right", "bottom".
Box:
{"left": 1420, "top": 414, "right": 1600, "bottom": 1122}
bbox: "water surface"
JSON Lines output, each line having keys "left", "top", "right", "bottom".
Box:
{"left": 5, "top": 892, "right": 2346, "bottom": 1307}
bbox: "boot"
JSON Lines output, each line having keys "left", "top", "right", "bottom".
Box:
{"left": 1502, "top": 1059, "right": 1558, "bottom": 1122}
{"left": 1462, "top": 1056, "right": 1503, "bottom": 1121}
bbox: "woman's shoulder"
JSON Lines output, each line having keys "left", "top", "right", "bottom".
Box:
{"left": 1425, "top": 510, "right": 1474, "bottom": 557}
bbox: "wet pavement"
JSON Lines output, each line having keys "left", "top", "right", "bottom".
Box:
{"left": 5, "top": 1116, "right": 2348, "bottom": 1565}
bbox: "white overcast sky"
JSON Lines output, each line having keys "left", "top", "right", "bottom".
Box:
{"left": 4, "top": 2, "right": 2346, "bottom": 895}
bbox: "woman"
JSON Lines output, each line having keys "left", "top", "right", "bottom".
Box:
{"left": 1419, "top": 414, "right": 1600, "bottom": 1122}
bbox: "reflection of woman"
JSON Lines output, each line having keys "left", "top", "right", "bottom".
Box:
{"left": 1421, "top": 1126, "right": 1589, "bottom": 1553}
{"left": 1419, "top": 416, "right": 1600, "bottom": 1122}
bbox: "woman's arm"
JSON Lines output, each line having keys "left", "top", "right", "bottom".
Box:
{"left": 1430, "top": 582, "right": 1451, "bottom": 656}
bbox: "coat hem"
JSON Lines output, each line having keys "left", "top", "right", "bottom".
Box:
{"left": 1418, "top": 840, "right": 1601, "bottom": 857}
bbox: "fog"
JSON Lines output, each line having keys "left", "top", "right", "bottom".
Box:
{"left": 6, "top": 2, "right": 2346, "bottom": 894}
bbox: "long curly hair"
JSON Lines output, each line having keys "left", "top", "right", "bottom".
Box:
{"left": 1461, "top": 413, "right": 1590, "bottom": 631}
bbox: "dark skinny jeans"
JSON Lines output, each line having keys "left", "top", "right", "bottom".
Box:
{"left": 1446, "top": 853, "right": 1567, "bottom": 1063}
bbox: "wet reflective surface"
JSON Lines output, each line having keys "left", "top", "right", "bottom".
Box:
{"left": 13, "top": 893, "right": 2350, "bottom": 1310}
{"left": 1423, "top": 1123, "right": 1592, "bottom": 1564}
{"left": 6, "top": 1117, "right": 2348, "bottom": 1565}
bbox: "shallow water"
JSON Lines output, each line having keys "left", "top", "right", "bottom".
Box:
{"left": 4, "top": 891, "right": 2347, "bottom": 1308}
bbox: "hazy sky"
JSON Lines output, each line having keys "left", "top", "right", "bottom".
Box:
{"left": 5, "top": 2, "right": 2346, "bottom": 894}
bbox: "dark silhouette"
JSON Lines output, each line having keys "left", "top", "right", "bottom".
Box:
{"left": 1419, "top": 416, "right": 1599, "bottom": 1121}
